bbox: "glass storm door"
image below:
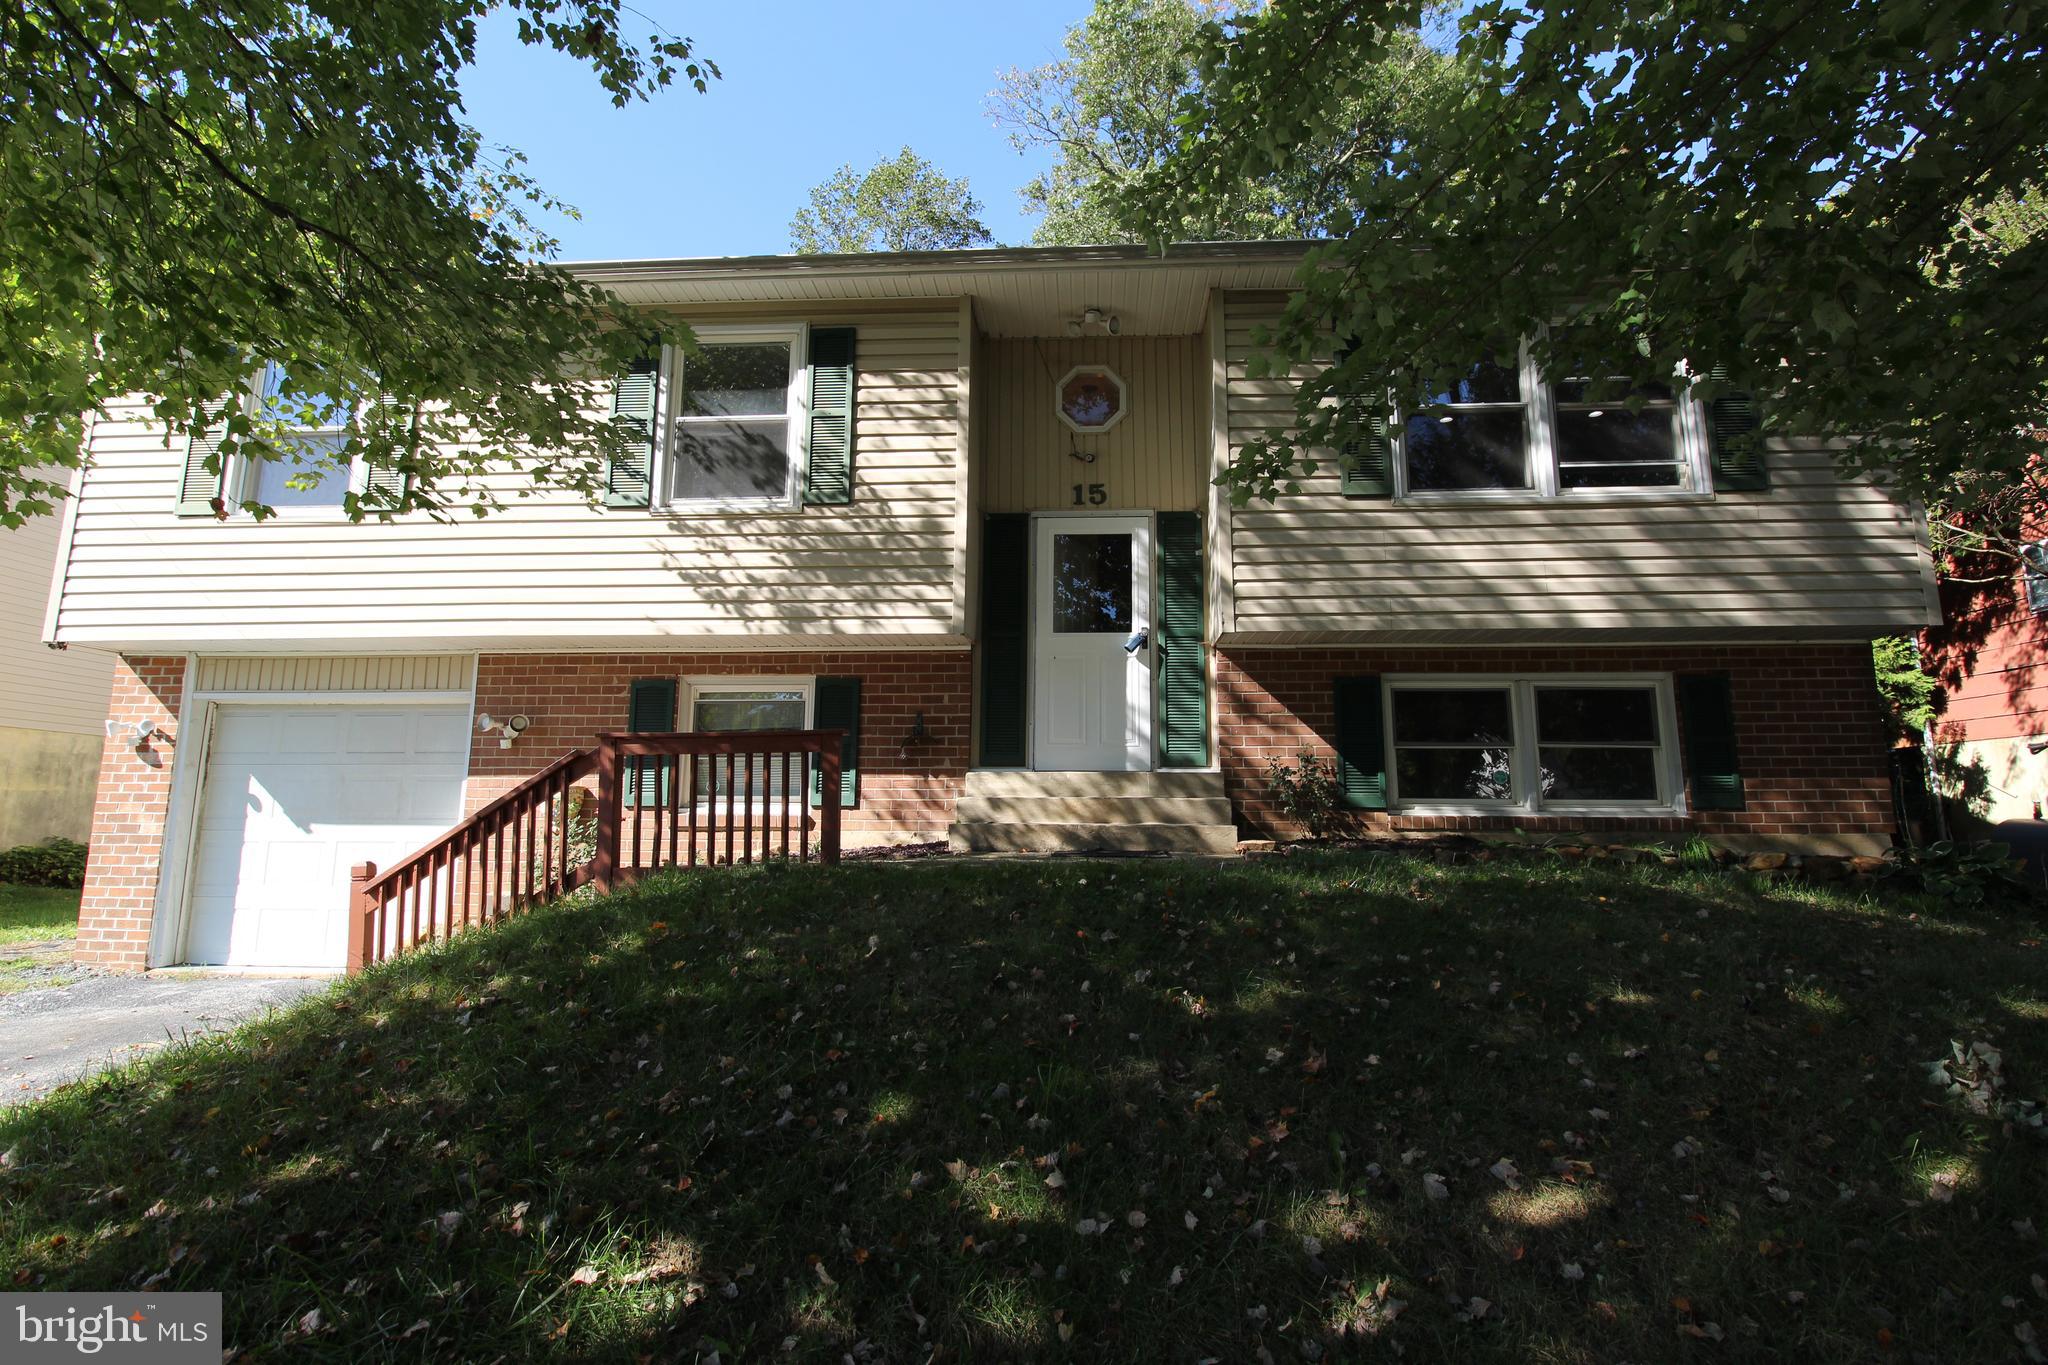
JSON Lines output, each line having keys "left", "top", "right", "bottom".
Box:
{"left": 1032, "top": 515, "right": 1153, "bottom": 771}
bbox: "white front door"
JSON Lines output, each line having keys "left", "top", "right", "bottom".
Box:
{"left": 185, "top": 704, "right": 469, "bottom": 969}
{"left": 1032, "top": 515, "right": 1153, "bottom": 771}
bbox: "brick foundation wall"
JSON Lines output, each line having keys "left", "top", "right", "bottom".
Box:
{"left": 74, "top": 656, "right": 186, "bottom": 970}
{"left": 1217, "top": 643, "right": 1894, "bottom": 853}
{"left": 469, "top": 651, "right": 972, "bottom": 845}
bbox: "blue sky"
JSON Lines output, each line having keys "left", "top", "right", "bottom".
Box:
{"left": 458, "top": 3, "right": 1097, "bottom": 261}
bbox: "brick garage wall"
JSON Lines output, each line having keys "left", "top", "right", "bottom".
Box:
{"left": 1217, "top": 643, "right": 1894, "bottom": 853}
{"left": 469, "top": 651, "right": 972, "bottom": 845}
{"left": 74, "top": 656, "right": 186, "bottom": 970}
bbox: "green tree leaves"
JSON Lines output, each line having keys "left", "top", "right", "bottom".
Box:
{"left": 1141, "top": 0, "right": 2048, "bottom": 514}
{"left": 0, "top": 0, "right": 717, "bottom": 523}
{"left": 989, "top": 0, "right": 1453, "bottom": 246}
{"left": 788, "top": 148, "right": 994, "bottom": 255}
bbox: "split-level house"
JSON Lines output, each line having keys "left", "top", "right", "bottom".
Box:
{"left": 46, "top": 242, "right": 1940, "bottom": 973}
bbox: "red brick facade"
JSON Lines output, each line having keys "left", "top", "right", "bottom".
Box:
{"left": 468, "top": 650, "right": 972, "bottom": 846}
{"left": 74, "top": 656, "right": 186, "bottom": 971}
{"left": 1216, "top": 642, "right": 1894, "bottom": 851}
{"left": 71, "top": 641, "right": 1895, "bottom": 971}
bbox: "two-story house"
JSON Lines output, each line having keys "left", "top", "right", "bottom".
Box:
{"left": 46, "top": 242, "right": 1939, "bottom": 972}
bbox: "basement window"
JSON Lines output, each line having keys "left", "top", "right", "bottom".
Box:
{"left": 683, "top": 678, "right": 814, "bottom": 805}
{"left": 1386, "top": 675, "right": 1682, "bottom": 813}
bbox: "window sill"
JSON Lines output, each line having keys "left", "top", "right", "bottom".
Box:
{"left": 651, "top": 497, "right": 805, "bottom": 518}
{"left": 1394, "top": 489, "right": 1715, "bottom": 509}
{"left": 1391, "top": 802, "right": 1685, "bottom": 819}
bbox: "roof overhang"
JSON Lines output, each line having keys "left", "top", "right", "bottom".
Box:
{"left": 566, "top": 241, "right": 1314, "bottom": 338}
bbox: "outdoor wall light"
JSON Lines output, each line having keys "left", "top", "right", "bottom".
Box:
{"left": 1064, "top": 307, "right": 1120, "bottom": 337}
{"left": 477, "top": 712, "right": 531, "bottom": 749}
{"left": 104, "top": 717, "right": 157, "bottom": 747}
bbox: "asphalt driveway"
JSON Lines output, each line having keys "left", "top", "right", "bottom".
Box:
{"left": 0, "top": 973, "right": 328, "bottom": 1106}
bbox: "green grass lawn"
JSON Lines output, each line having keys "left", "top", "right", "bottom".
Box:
{"left": 0, "top": 882, "right": 81, "bottom": 947}
{"left": 1, "top": 853, "right": 2043, "bottom": 1361}
{"left": 0, "top": 882, "right": 81, "bottom": 995}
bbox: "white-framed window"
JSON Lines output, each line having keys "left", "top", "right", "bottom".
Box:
{"left": 237, "top": 360, "right": 361, "bottom": 514}
{"left": 682, "top": 676, "right": 815, "bottom": 807}
{"left": 1385, "top": 674, "right": 1683, "bottom": 814}
{"left": 659, "top": 324, "right": 808, "bottom": 511}
{"left": 1390, "top": 339, "right": 1710, "bottom": 501}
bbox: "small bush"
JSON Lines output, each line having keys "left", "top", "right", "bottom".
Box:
{"left": 1265, "top": 752, "right": 1344, "bottom": 841}
{"left": 0, "top": 837, "right": 88, "bottom": 888}
{"left": 1882, "top": 839, "right": 2034, "bottom": 911}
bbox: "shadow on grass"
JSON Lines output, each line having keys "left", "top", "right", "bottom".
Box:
{"left": 1, "top": 853, "right": 2043, "bottom": 1362}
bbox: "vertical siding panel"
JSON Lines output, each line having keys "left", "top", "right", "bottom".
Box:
{"left": 193, "top": 655, "right": 472, "bottom": 692}
{"left": 982, "top": 335, "right": 1205, "bottom": 513}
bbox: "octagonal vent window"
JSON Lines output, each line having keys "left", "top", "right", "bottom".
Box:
{"left": 1056, "top": 366, "right": 1127, "bottom": 434}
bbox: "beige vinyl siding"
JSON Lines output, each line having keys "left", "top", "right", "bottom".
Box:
{"left": 51, "top": 306, "right": 965, "bottom": 650}
{"left": 0, "top": 484, "right": 113, "bottom": 734}
{"left": 1220, "top": 293, "right": 1937, "bottom": 642}
{"left": 193, "top": 654, "right": 472, "bottom": 693}
{"left": 980, "top": 335, "right": 1206, "bottom": 513}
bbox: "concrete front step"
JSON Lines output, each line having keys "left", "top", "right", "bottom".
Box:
{"left": 962, "top": 769, "right": 1226, "bottom": 799}
{"left": 954, "top": 795, "right": 1235, "bottom": 826}
{"left": 947, "top": 820, "right": 1241, "bottom": 856}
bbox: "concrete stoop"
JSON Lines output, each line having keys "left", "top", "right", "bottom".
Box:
{"left": 947, "top": 770, "right": 1238, "bottom": 855}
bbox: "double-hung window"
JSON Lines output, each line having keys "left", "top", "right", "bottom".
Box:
{"left": 1385, "top": 675, "right": 1681, "bottom": 812}
{"left": 1400, "top": 351, "right": 1530, "bottom": 492}
{"left": 243, "top": 361, "right": 356, "bottom": 513}
{"left": 684, "top": 677, "right": 814, "bottom": 807}
{"left": 1552, "top": 366, "right": 1687, "bottom": 490}
{"left": 1392, "top": 338, "right": 1706, "bottom": 499}
{"left": 665, "top": 325, "right": 807, "bottom": 510}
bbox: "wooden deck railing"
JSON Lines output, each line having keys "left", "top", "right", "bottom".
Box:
{"left": 347, "top": 729, "right": 843, "bottom": 972}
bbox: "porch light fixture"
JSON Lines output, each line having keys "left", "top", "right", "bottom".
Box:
{"left": 104, "top": 717, "right": 156, "bottom": 747}
{"left": 1065, "top": 307, "right": 1120, "bottom": 337}
{"left": 477, "top": 712, "right": 531, "bottom": 749}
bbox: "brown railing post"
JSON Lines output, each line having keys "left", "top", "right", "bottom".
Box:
{"left": 347, "top": 862, "right": 377, "bottom": 973}
{"left": 594, "top": 737, "right": 621, "bottom": 893}
{"left": 818, "top": 741, "right": 843, "bottom": 865}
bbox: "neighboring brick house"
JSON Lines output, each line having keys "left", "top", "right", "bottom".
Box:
{"left": 44, "top": 242, "right": 1939, "bottom": 972}
{"left": 1921, "top": 526, "right": 2048, "bottom": 822}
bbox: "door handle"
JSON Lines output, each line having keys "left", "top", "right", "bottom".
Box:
{"left": 1124, "top": 627, "right": 1150, "bottom": 655}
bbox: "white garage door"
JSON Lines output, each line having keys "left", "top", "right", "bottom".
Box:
{"left": 185, "top": 704, "right": 470, "bottom": 969}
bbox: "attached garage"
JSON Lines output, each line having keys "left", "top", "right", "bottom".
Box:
{"left": 182, "top": 703, "right": 469, "bottom": 969}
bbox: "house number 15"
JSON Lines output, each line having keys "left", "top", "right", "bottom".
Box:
{"left": 1071, "top": 482, "right": 1108, "bottom": 506}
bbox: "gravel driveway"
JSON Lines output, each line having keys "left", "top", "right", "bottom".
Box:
{"left": 0, "top": 973, "right": 329, "bottom": 1106}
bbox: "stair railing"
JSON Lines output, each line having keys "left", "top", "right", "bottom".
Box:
{"left": 348, "top": 728, "right": 843, "bottom": 971}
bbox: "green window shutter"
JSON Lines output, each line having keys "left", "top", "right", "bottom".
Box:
{"left": 606, "top": 349, "right": 659, "bottom": 508}
{"left": 804, "top": 326, "right": 857, "bottom": 505}
{"left": 626, "top": 677, "right": 677, "bottom": 807}
{"left": 175, "top": 395, "right": 238, "bottom": 517}
{"left": 1156, "top": 511, "right": 1208, "bottom": 767}
{"left": 1704, "top": 364, "right": 1767, "bottom": 492}
{"left": 1332, "top": 675, "right": 1388, "bottom": 809}
{"left": 809, "top": 675, "right": 861, "bottom": 808}
{"left": 979, "top": 513, "right": 1030, "bottom": 767}
{"left": 1337, "top": 376, "right": 1393, "bottom": 497}
{"left": 1676, "top": 671, "right": 1746, "bottom": 811}
{"left": 362, "top": 393, "right": 416, "bottom": 508}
